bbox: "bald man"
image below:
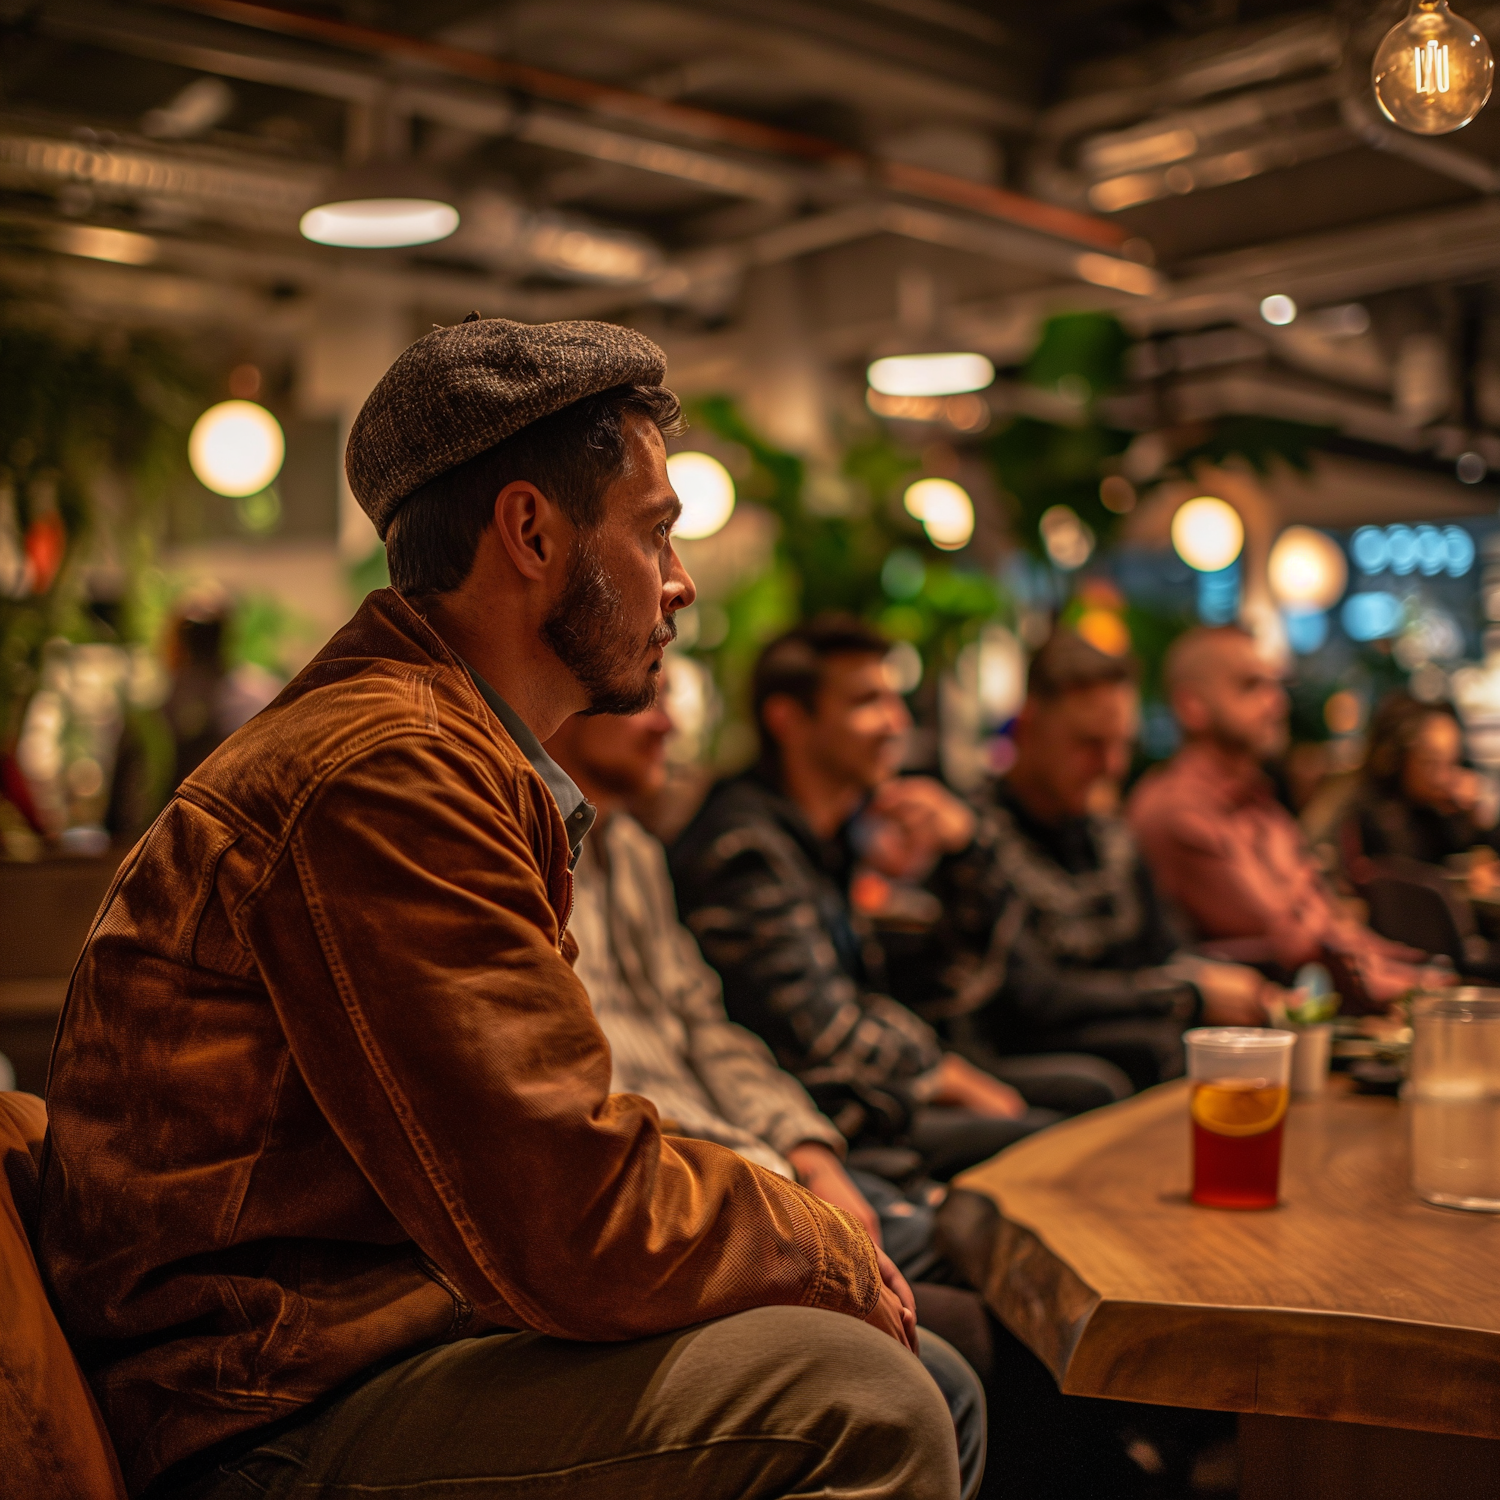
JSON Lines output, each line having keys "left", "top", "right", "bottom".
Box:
{"left": 1127, "top": 625, "right": 1435, "bottom": 1010}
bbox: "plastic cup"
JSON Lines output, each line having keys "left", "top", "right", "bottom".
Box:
{"left": 1185, "top": 1028, "right": 1296, "bottom": 1209}
{"left": 1286, "top": 1023, "right": 1333, "bottom": 1096}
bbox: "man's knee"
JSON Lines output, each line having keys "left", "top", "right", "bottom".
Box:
{"left": 685, "top": 1306, "right": 961, "bottom": 1498}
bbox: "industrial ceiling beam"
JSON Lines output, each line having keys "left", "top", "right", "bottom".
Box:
{"left": 142, "top": 0, "right": 1128, "bottom": 253}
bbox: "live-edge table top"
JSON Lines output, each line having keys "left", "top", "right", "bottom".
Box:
{"left": 956, "top": 1078, "right": 1500, "bottom": 1438}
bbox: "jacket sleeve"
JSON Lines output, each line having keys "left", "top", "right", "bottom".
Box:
{"left": 998, "top": 909, "right": 1200, "bottom": 1032}
{"left": 676, "top": 822, "right": 942, "bottom": 1094}
{"left": 242, "top": 736, "right": 881, "bottom": 1341}
{"left": 905, "top": 815, "right": 1199, "bottom": 1035}
{"left": 634, "top": 833, "right": 848, "bottom": 1160}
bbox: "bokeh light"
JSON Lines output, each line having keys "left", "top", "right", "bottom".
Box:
{"left": 1268, "top": 526, "right": 1348, "bottom": 611}
{"left": 300, "top": 198, "right": 459, "bottom": 248}
{"left": 667, "top": 451, "right": 736, "bottom": 540}
{"left": 1171, "top": 495, "right": 1244, "bottom": 572}
{"left": 1040, "top": 504, "right": 1095, "bottom": 570}
{"left": 904, "top": 477, "right": 975, "bottom": 550}
{"left": 188, "top": 400, "right": 285, "bottom": 498}
{"left": 868, "top": 352, "right": 994, "bottom": 397}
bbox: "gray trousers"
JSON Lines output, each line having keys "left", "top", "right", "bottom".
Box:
{"left": 161, "top": 1305, "right": 984, "bottom": 1500}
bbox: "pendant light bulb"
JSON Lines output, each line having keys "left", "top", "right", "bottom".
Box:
{"left": 1373, "top": 1, "right": 1493, "bottom": 136}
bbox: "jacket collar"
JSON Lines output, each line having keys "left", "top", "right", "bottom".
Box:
{"left": 462, "top": 660, "right": 596, "bottom": 865}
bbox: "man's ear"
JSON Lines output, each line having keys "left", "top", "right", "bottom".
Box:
{"left": 760, "top": 693, "right": 805, "bottom": 749}
{"left": 1013, "top": 696, "right": 1038, "bottom": 746}
{"left": 492, "top": 480, "right": 569, "bottom": 582}
{"left": 1173, "top": 685, "right": 1208, "bottom": 735}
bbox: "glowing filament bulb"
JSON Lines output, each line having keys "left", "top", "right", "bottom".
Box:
{"left": 1374, "top": 2, "right": 1492, "bottom": 135}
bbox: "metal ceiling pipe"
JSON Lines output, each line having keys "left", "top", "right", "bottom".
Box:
{"left": 1337, "top": 88, "right": 1500, "bottom": 196}
{"left": 1029, "top": 15, "right": 1345, "bottom": 203}
{"left": 147, "top": 0, "right": 1128, "bottom": 252}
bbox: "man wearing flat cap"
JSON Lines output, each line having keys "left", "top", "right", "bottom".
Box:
{"left": 38, "top": 317, "right": 979, "bottom": 1500}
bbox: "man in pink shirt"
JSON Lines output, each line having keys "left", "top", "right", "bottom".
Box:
{"left": 1128, "top": 625, "right": 1432, "bottom": 1009}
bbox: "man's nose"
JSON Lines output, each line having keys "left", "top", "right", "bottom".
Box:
{"left": 664, "top": 547, "right": 696, "bottom": 612}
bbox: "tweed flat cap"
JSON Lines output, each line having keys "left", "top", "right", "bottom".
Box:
{"left": 345, "top": 314, "right": 668, "bottom": 538}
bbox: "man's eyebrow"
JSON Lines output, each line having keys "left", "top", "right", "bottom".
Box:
{"left": 655, "top": 494, "right": 683, "bottom": 526}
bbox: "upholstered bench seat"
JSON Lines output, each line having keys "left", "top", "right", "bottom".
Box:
{"left": 0, "top": 1092, "right": 127, "bottom": 1500}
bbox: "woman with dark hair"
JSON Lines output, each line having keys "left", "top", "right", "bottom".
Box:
{"left": 1339, "top": 691, "right": 1500, "bottom": 879}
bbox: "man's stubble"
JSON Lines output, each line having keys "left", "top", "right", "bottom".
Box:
{"left": 541, "top": 531, "right": 675, "bottom": 716}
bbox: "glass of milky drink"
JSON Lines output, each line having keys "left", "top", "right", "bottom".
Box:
{"left": 1185, "top": 1028, "right": 1296, "bottom": 1210}
{"left": 1408, "top": 990, "right": 1500, "bottom": 1212}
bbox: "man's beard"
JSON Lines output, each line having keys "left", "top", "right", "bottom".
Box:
{"left": 541, "top": 532, "right": 675, "bottom": 716}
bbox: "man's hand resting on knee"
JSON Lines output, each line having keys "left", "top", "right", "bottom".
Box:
{"left": 864, "top": 1249, "right": 919, "bottom": 1353}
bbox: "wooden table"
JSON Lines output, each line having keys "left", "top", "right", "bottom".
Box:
{"left": 958, "top": 1079, "right": 1500, "bottom": 1499}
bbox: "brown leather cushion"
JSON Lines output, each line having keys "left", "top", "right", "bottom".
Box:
{"left": 0, "top": 1092, "right": 127, "bottom": 1500}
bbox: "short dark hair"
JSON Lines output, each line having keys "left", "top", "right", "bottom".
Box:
{"left": 1364, "top": 691, "right": 1461, "bottom": 795}
{"left": 384, "top": 382, "right": 682, "bottom": 598}
{"left": 1026, "top": 628, "right": 1137, "bottom": 701}
{"left": 752, "top": 614, "right": 890, "bottom": 773}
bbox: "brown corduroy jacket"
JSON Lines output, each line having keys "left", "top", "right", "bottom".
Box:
{"left": 36, "top": 589, "right": 881, "bottom": 1496}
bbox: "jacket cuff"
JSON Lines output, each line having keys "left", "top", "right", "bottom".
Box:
{"left": 803, "top": 1197, "right": 882, "bottom": 1318}
{"left": 766, "top": 1113, "right": 848, "bottom": 1160}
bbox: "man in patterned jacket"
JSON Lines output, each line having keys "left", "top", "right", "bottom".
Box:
{"left": 670, "top": 617, "right": 1127, "bottom": 1180}
{"left": 910, "top": 630, "right": 1282, "bottom": 1091}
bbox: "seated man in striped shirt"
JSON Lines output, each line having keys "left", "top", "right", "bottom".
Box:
{"left": 547, "top": 699, "right": 1165, "bottom": 1500}
{"left": 546, "top": 702, "right": 987, "bottom": 1341}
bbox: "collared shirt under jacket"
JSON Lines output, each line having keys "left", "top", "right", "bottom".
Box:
{"left": 36, "top": 589, "right": 880, "bottom": 1496}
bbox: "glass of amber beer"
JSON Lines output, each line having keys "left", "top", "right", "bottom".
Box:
{"left": 1185, "top": 1028, "right": 1296, "bottom": 1209}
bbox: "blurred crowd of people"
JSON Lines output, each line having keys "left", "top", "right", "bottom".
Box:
{"left": 526, "top": 613, "right": 1486, "bottom": 1494}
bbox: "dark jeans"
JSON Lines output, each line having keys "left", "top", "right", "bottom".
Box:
{"left": 986, "top": 1050, "right": 1133, "bottom": 1113}
{"left": 910, "top": 1104, "right": 1059, "bottom": 1181}
{"left": 153, "top": 1308, "right": 985, "bottom": 1500}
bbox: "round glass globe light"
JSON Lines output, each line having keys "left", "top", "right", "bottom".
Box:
{"left": 1260, "top": 294, "right": 1297, "bottom": 326}
{"left": 868, "top": 352, "right": 995, "bottom": 398}
{"left": 1171, "top": 495, "right": 1244, "bottom": 572}
{"left": 300, "top": 198, "right": 460, "bottom": 248}
{"left": 666, "top": 451, "right": 736, "bottom": 540}
{"left": 1268, "top": 525, "right": 1349, "bottom": 611}
{"left": 188, "top": 400, "right": 285, "bottom": 498}
{"left": 904, "top": 477, "right": 975, "bottom": 550}
{"left": 1373, "top": 1, "right": 1493, "bottom": 136}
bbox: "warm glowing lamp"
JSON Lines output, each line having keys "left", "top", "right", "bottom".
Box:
{"left": 302, "top": 159, "right": 460, "bottom": 248}
{"left": 667, "top": 451, "right": 736, "bottom": 540}
{"left": 188, "top": 401, "right": 285, "bottom": 497}
{"left": 301, "top": 199, "right": 459, "bottom": 248}
{"left": 1039, "top": 504, "right": 1095, "bottom": 571}
{"left": 1268, "top": 526, "right": 1348, "bottom": 611}
{"left": 868, "top": 353, "right": 995, "bottom": 398}
{"left": 904, "top": 477, "right": 975, "bottom": 550}
{"left": 1373, "top": 1, "right": 1494, "bottom": 135}
{"left": 1171, "top": 496, "right": 1243, "bottom": 572}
